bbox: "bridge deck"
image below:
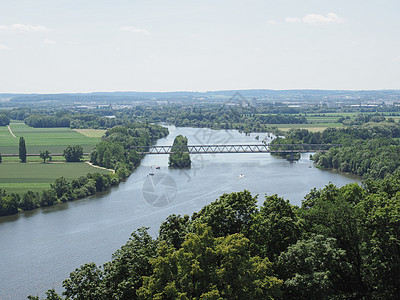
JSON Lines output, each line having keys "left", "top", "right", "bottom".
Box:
{"left": 131, "top": 144, "right": 341, "bottom": 155}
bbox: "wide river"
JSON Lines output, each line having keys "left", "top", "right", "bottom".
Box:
{"left": 0, "top": 126, "right": 361, "bottom": 299}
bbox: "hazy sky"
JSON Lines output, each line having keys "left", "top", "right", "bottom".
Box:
{"left": 0, "top": 0, "right": 399, "bottom": 93}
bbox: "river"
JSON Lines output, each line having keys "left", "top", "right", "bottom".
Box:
{"left": 0, "top": 126, "right": 361, "bottom": 299}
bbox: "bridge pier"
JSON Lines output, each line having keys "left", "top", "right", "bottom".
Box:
{"left": 286, "top": 152, "right": 300, "bottom": 162}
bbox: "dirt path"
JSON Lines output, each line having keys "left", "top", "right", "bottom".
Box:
{"left": 85, "top": 161, "right": 115, "bottom": 173}
{"left": 7, "top": 125, "right": 16, "bottom": 138}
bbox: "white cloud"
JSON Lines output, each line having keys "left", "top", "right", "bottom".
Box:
{"left": 0, "top": 44, "right": 11, "bottom": 50}
{"left": 267, "top": 20, "right": 281, "bottom": 25}
{"left": 285, "top": 17, "right": 301, "bottom": 23}
{"left": 44, "top": 38, "right": 56, "bottom": 45}
{"left": 0, "top": 24, "right": 50, "bottom": 32}
{"left": 119, "top": 26, "right": 150, "bottom": 35}
{"left": 285, "top": 13, "right": 344, "bottom": 25}
{"left": 303, "top": 13, "right": 344, "bottom": 24}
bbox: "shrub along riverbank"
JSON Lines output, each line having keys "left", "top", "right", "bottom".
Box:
{"left": 0, "top": 123, "right": 168, "bottom": 217}
{"left": 272, "top": 121, "right": 400, "bottom": 179}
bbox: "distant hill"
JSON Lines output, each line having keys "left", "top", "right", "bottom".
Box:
{"left": 1, "top": 89, "right": 400, "bottom": 105}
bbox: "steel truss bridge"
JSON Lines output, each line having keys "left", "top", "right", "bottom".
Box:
{"left": 131, "top": 144, "right": 341, "bottom": 155}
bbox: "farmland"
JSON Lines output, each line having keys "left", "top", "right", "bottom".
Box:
{"left": 0, "top": 121, "right": 108, "bottom": 194}
{"left": 0, "top": 121, "right": 103, "bottom": 154}
{"left": 0, "top": 162, "right": 111, "bottom": 194}
{"left": 271, "top": 122, "right": 344, "bottom": 132}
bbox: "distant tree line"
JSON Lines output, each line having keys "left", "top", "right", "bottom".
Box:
{"left": 25, "top": 114, "right": 70, "bottom": 127}
{"left": 29, "top": 173, "right": 400, "bottom": 299}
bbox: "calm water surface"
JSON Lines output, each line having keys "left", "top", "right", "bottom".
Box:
{"left": 0, "top": 126, "right": 361, "bottom": 299}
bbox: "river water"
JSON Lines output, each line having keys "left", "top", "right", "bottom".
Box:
{"left": 0, "top": 126, "right": 361, "bottom": 299}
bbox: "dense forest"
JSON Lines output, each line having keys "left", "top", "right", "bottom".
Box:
{"left": 273, "top": 121, "right": 400, "bottom": 178}
{"left": 169, "top": 135, "right": 191, "bottom": 168}
{"left": 29, "top": 172, "right": 400, "bottom": 299}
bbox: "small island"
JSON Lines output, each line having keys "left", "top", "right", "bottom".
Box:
{"left": 169, "top": 135, "right": 191, "bottom": 168}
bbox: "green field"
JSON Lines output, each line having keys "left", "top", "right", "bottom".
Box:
{"left": 271, "top": 123, "right": 344, "bottom": 132}
{"left": 0, "top": 121, "right": 104, "bottom": 154}
{"left": 306, "top": 116, "right": 341, "bottom": 124}
{"left": 0, "top": 162, "right": 111, "bottom": 194}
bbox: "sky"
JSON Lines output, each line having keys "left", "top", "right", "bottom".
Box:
{"left": 0, "top": 0, "right": 399, "bottom": 93}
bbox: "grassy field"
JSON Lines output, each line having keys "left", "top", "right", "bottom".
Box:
{"left": 0, "top": 122, "right": 108, "bottom": 194}
{"left": 0, "top": 121, "right": 104, "bottom": 154}
{"left": 73, "top": 129, "right": 106, "bottom": 138}
{"left": 270, "top": 123, "right": 344, "bottom": 132}
{"left": 306, "top": 116, "right": 341, "bottom": 124}
{"left": 0, "top": 162, "right": 111, "bottom": 194}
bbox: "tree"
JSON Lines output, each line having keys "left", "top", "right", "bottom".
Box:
{"left": 191, "top": 190, "right": 258, "bottom": 238}
{"left": 0, "top": 113, "right": 10, "bottom": 126}
{"left": 158, "top": 214, "right": 190, "bottom": 249}
{"left": 168, "top": 135, "right": 191, "bottom": 168}
{"left": 276, "top": 234, "right": 351, "bottom": 300}
{"left": 0, "top": 153, "right": 2, "bottom": 163}
{"left": 50, "top": 177, "right": 71, "bottom": 199}
{"left": 63, "top": 145, "right": 84, "bottom": 162}
{"left": 19, "top": 190, "right": 39, "bottom": 210}
{"left": 138, "top": 224, "right": 282, "bottom": 299}
{"left": 39, "top": 189, "right": 57, "bottom": 207}
{"left": 0, "top": 189, "right": 19, "bottom": 216}
{"left": 39, "top": 150, "right": 51, "bottom": 163}
{"left": 62, "top": 263, "right": 104, "bottom": 300}
{"left": 101, "top": 228, "right": 158, "bottom": 299}
{"left": 19, "top": 137, "right": 27, "bottom": 163}
{"left": 250, "top": 194, "right": 301, "bottom": 260}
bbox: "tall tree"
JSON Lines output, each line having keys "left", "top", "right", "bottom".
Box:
{"left": 39, "top": 150, "right": 51, "bottom": 163}
{"left": 63, "top": 145, "right": 83, "bottom": 162}
{"left": 19, "top": 137, "right": 27, "bottom": 163}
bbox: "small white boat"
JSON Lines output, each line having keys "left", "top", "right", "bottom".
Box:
{"left": 238, "top": 174, "right": 245, "bottom": 179}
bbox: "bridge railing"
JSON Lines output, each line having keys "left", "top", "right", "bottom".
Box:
{"left": 130, "top": 144, "right": 342, "bottom": 154}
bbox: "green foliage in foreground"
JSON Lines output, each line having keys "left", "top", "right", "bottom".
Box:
{"left": 168, "top": 135, "right": 191, "bottom": 168}
{"left": 30, "top": 174, "right": 400, "bottom": 299}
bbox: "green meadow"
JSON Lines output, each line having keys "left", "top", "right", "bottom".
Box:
{"left": 0, "top": 162, "right": 111, "bottom": 194}
{"left": 271, "top": 123, "right": 344, "bottom": 132}
{"left": 0, "top": 121, "right": 108, "bottom": 194}
{"left": 0, "top": 121, "right": 104, "bottom": 154}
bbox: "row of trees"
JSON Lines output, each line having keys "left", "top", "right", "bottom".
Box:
{"left": 0, "top": 172, "right": 121, "bottom": 216}
{"left": 29, "top": 173, "right": 400, "bottom": 299}
{"left": 17, "top": 137, "right": 83, "bottom": 163}
{"left": 25, "top": 115, "right": 70, "bottom": 128}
